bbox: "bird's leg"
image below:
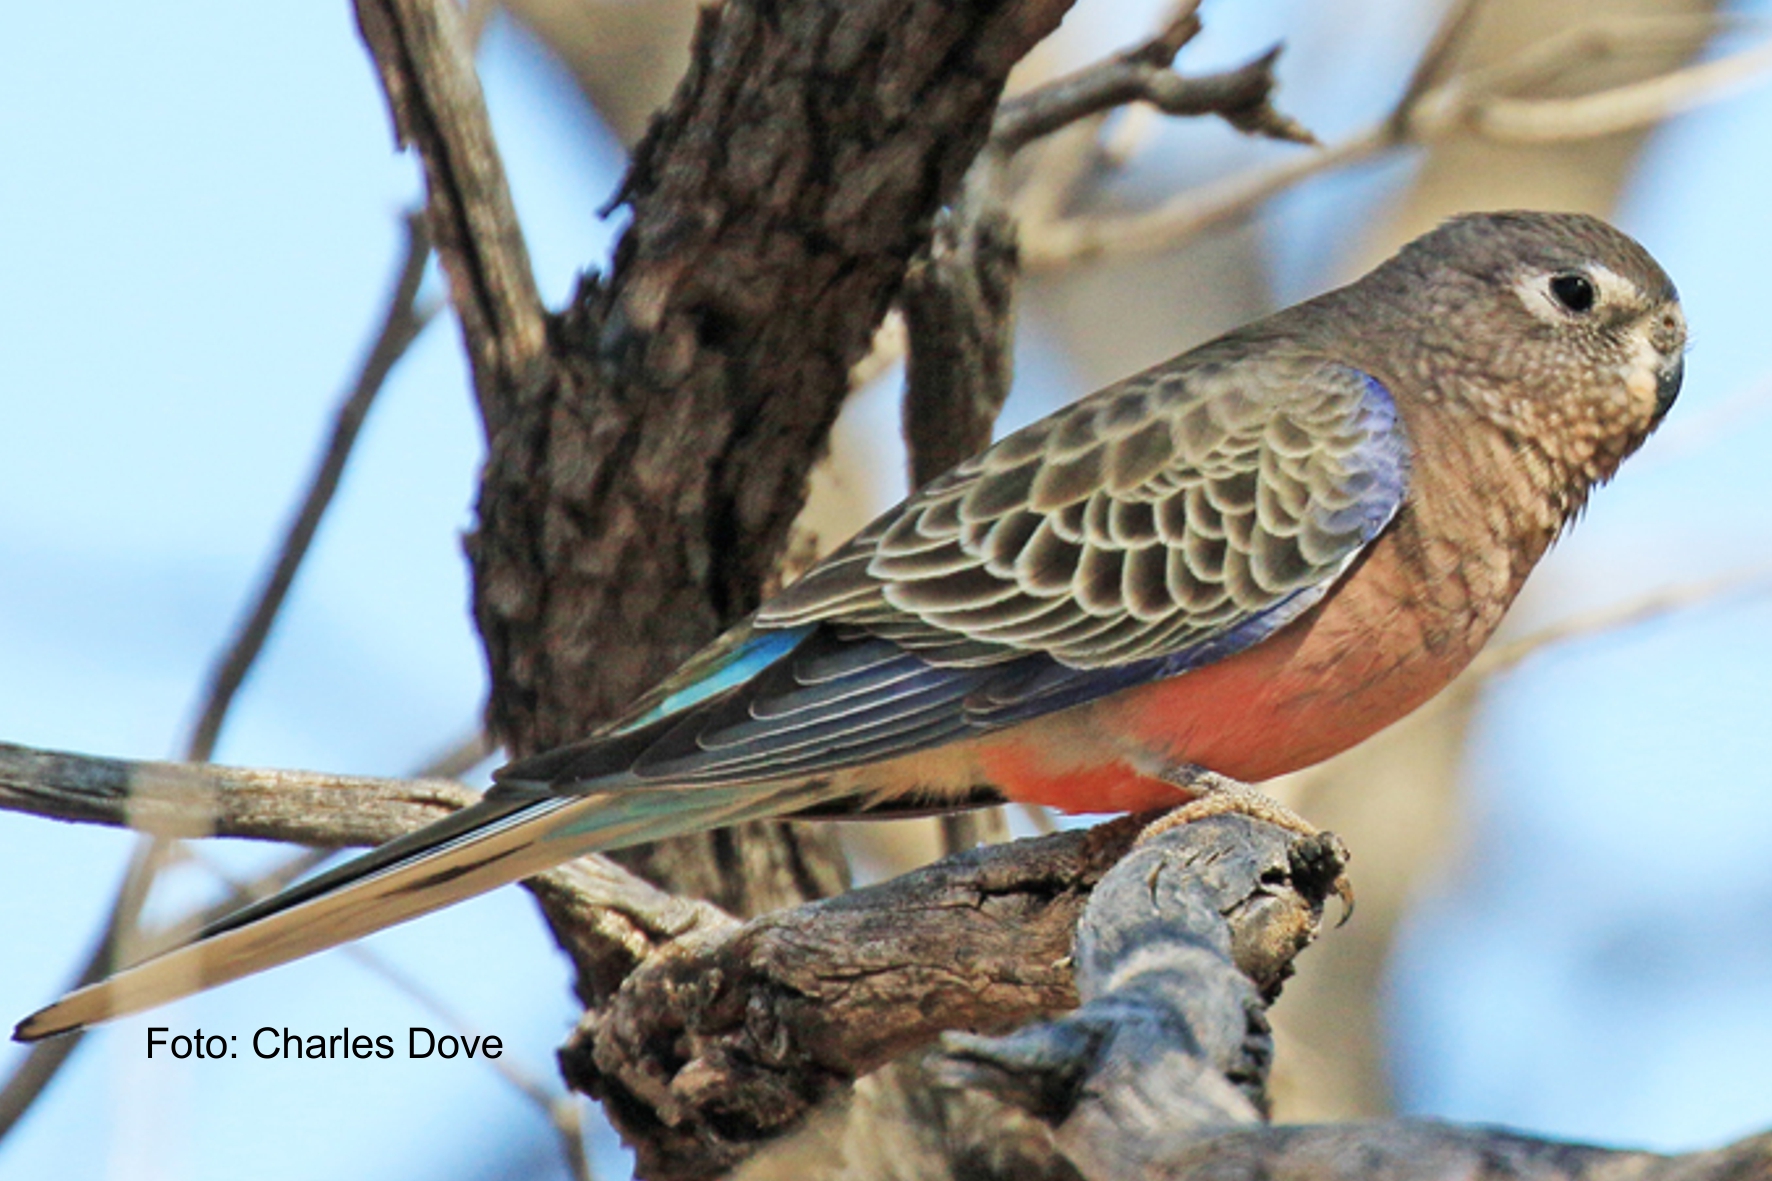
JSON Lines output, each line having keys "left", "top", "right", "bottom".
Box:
{"left": 1141, "top": 766, "right": 1355, "bottom": 919}
{"left": 1141, "top": 767, "right": 1320, "bottom": 840}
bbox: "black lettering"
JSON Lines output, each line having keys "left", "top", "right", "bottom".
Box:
{"left": 305, "top": 1034, "right": 326, "bottom": 1059}
{"left": 254, "top": 1028, "right": 280, "bottom": 1058}
{"left": 329, "top": 1031, "right": 344, "bottom": 1059}
{"left": 284, "top": 1027, "right": 305, "bottom": 1059}
{"left": 436, "top": 1033, "right": 459, "bottom": 1059}
{"left": 375, "top": 1035, "right": 393, "bottom": 1059}
{"left": 409, "top": 1026, "right": 434, "bottom": 1058}
{"left": 171, "top": 1034, "right": 193, "bottom": 1059}
{"left": 204, "top": 1033, "right": 227, "bottom": 1059}
{"left": 482, "top": 1035, "right": 502, "bottom": 1059}
{"left": 148, "top": 1027, "right": 168, "bottom": 1058}
{"left": 352, "top": 1034, "right": 372, "bottom": 1059}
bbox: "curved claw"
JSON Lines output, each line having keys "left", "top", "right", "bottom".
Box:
{"left": 1332, "top": 871, "right": 1356, "bottom": 927}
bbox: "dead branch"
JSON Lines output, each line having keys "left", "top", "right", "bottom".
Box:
{"left": 724, "top": 818, "right": 1768, "bottom": 1181}
{"left": 353, "top": 0, "right": 548, "bottom": 436}
{"left": 1019, "top": 12, "right": 1772, "bottom": 268}
{"left": 183, "top": 210, "right": 437, "bottom": 762}
{"left": 557, "top": 816, "right": 1150, "bottom": 1180}
{"left": 0, "top": 739, "right": 476, "bottom": 847}
{"left": 995, "top": 9, "right": 1312, "bottom": 152}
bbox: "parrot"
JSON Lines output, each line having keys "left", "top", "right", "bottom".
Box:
{"left": 15, "top": 210, "right": 1686, "bottom": 1041}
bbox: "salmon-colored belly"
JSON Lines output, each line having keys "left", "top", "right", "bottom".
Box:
{"left": 968, "top": 569, "right": 1480, "bottom": 814}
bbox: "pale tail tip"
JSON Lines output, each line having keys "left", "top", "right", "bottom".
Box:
{"left": 13, "top": 1005, "right": 80, "bottom": 1043}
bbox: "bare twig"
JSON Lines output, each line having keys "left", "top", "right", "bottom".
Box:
{"left": 1410, "top": 18, "right": 1772, "bottom": 143}
{"left": 339, "top": 943, "right": 593, "bottom": 1181}
{"left": 0, "top": 840, "right": 174, "bottom": 1141}
{"left": 1021, "top": 127, "right": 1389, "bottom": 268}
{"left": 185, "top": 211, "right": 437, "bottom": 763}
{"left": 1467, "top": 569, "right": 1772, "bottom": 682}
{"left": 0, "top": 740, "right": 478, "bottom": 846}
{"left": 1, "top": 210, "right": 441, "bottom": 1152}
{"left": 1023, "top": 13, "right": 1772, "bottom": 268}
{"left": 354, "top": 0, "right": 550, "bottom": 439}
{"left": 1388, "top": 0, "right": 1486, "bottom": 135}
{"left": 992, "top": 35, "right": 1314, "bottom": 154}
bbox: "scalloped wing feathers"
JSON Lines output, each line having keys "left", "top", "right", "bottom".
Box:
{"left": 491, "top": 354, "right": 1407, "bottom": 793}
{"left": 759, "top": 355, "right": 1409, "bottom": 670}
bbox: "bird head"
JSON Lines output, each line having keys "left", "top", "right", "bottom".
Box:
{"left": 1349, "top": 210, "right": 1687, "bottom": 494}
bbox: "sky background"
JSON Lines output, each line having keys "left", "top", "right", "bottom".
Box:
{"left": 2, "top": 1, "right": 1770, "bottom": 1178}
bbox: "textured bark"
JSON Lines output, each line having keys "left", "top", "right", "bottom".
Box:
{"left": 0, "top": 739, "right": 477, "bottom": 847}
{"left": 559, "top": 816, "right": 1149, "bottom": 1180}
{"left": 468, "top": 0, "right": 1071, "bottom": 912}
{"left": 356, "top": 0, "right": 1074, "bottom": 926}
{"left": 728, "top": 817, "right": 1770, "bottom": 1181}
{"left": 468, "top": 0, "right": 1073, "bottom": 761}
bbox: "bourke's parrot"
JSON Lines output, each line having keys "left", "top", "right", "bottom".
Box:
{"left": 16, "top": 210, "right": 1687, "bottom": 1041}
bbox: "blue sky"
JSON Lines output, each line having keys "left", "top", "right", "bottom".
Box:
{"left": 2, "top": 1, "right": 1770, "bottom": 1178}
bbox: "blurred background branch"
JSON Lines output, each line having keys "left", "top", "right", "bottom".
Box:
{"left": 6, "top": 0, "right": 1772, "bottom": 1177}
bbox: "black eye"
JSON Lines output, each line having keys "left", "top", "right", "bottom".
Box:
{"left": 1549, "top": 273, "right": 1596, "bottom": 313}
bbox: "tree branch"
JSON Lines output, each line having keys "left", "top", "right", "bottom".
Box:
{"left": 353, "top": 0, "right": 549, "bottom": 438}
{"left": 184, "top": 210, "right": 437, "bottom": 762}
{"left": 722, "top": 817, "right": 1769, "bottom": 1181}
{"left": 993, "top": 42, "right": 1314, "bottom": 154}
{"left": 558, "top": 816, "right": 1152, "bottom": 1180}
{"left": 0, "top": 739, "right": 476, "bottom": 847}
{"left": 1019, "top": 12, "right": 1772, "bottom": 268}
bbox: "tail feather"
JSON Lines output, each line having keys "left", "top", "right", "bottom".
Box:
{"left": 14, "top": 777, "right": 852, "bottom": 1041}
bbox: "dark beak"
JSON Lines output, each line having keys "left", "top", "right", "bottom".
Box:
{"left": 1654, "top": 353, "right": 1684, "bottom": 421}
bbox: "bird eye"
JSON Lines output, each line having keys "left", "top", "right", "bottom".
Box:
{"left": 1549, "top": 272, "right": 1596, "bottom": 314}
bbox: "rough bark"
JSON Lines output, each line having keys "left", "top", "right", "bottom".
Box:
{"left": 558, "top": 817, "right": 1149, "bottom": 1178}
{"left": 727, "top": 817, "right": 1770, "bottom": 1181}
{"left": 355, "top": 0, "right": 1075, "bottom": 927}
{"left": 465, "top": 0, "right": 1074, "bottom": 760}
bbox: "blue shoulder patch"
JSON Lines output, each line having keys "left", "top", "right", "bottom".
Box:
{"left": 612, "top": 625, "right": 815, "bottom": 734}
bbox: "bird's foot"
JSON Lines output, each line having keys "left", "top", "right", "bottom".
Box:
{"left": 1139, "top": 768, "right": 1355, "bottom": 922}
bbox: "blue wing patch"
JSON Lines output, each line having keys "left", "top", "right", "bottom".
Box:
{"left": 498, "top": 363, "right": 1410, "bottom": 795}
{"left": 611, "top": 624, "right": 815, "bottom": 735}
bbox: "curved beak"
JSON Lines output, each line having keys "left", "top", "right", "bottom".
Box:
{"left": 1654, "top": 352, "right": 1684, "bottom": 422}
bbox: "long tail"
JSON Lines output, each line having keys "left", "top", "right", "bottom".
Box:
{"left": 14, "top": 777, "right": 851, "bottom": 1041}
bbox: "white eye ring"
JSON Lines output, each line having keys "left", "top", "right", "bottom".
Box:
{"left": 1514, "top": 263, "right": 1640, "bottom": 324}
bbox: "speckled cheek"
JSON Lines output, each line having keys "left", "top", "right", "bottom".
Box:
{"left": 1617, "top": 325, "right": 1666, "bottom": 424}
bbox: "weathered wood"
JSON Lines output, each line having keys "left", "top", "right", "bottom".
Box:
{"left": 463, "top": 0, "right": 1076, "bottom": 762}
{"left": 559, "top": 817, "right": 1149, "bottom": 1179}
{"left": 0, "top": 739, "right": 475, "bottom": 847}
{"left": 728, "top": 816, "right": 1770, "bottom": 1181}
{"left": 939, "top": 815, "right": 1341, "bottom": 1172}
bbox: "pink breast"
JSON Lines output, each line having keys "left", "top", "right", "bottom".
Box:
{"left": 970, "top": 542, "right": 1483, "bottom": 812}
